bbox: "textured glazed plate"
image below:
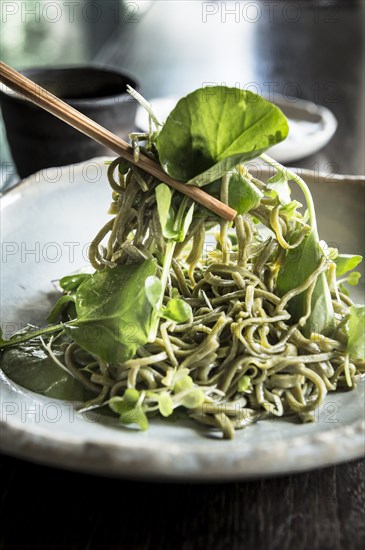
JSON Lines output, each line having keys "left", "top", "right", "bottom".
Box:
{"left": 1, "top": 158, "right": 364, "bottom": 481}
{"left": 135, "top": 95, "right": 338, "bottom": 163}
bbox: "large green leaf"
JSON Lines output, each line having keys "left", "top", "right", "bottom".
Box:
{"left": 276, "top": 231, "right": 334, "bottom": 336}
{"left": 0, "top": 340, "right": 89, "bottom": 401}
{"left": 65, "top": 260, "right": 157, "bottom": 363}
{"left": 156, "top": 86, "right": 289, "bottom": 186}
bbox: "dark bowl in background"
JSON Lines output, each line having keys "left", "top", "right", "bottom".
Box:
{"left": 0, "top": 66, "right": 139, "bottom": 179}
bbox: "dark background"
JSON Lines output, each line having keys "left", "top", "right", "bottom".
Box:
{"left": 1, "top": 1, "right": 364, "bottom": 549}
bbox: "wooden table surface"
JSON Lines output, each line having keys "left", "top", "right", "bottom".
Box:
{"left": 1, "top": 2, "right": 364, "bottom": 549}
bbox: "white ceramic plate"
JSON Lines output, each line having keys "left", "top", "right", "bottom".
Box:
{"left": 1, "top": 158, "right": 364, "bottom": 481}
{"left": 135, "top": 96, "right": 338, "bottom": 163}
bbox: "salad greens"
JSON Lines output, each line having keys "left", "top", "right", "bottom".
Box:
{"left": 228, "top": 171, "right": 263, "bottom": 214}
{"left": 66, "top": 261, "right": 157, "bottom": 364}
{"left": 1, "top": 84, "right": 364, "bottom": 439}
{"left": 0, "top": 337, "right": 91, "bottom": 401}
{"left": 276, "top": 230, "right": 335, "bottom": 336}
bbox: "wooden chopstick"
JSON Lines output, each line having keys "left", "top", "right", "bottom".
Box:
{"left": 0, "top": 62, "right": 236, "bottom": 221}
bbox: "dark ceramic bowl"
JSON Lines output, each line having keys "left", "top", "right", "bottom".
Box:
{"left": 0, "top": 65, "right": 139, "bottom": 179}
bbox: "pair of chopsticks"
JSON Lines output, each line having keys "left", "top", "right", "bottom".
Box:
{"left": 0, "top": 62, "right": 236, "bottom": 221}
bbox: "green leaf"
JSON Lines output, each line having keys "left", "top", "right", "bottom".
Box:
{"left": 157, "top": 86, "right": 289, "bottom": 186}
{"left": 59, "top": 273, "right": 91, "bottom": 292}
{"left": 49, "top": 273, "right": 93, "bottom": 323}
{"left": 180, "top": 389, "right": 205, "bottom": 409}
{"left": 174, "top": 374, "right": 194, "bottom": 393}
{"left": 237, "top": 375, "right": 251, "bottom": 392}
{"left": 347, "top": 272, "right": 361, "bottom": 286}
{"left": 177, "top": 202, "right": 195, "bottom": 242}
{"left": 65, "top": 260, "right": 157, "bottom": 363}
{"left": 155, "top": 183, "right": 179, "bottom": 239}
{"left": 145, "top": 275, "right": 162, "bottom": 308}
{"left": 123, "top": 388, "right": 140, "bottom": 403}
{"left": 266, "top": 171, "right": 291, "bottom": 205}
{"left": 109, "top": 395, "right": 148, "bottom": 431}
{"left": 118, "top": 159, "right": 131, "bottom": 175}
{"left": 161, "top": 298, "right": 192, "bottom": 323}
{"left": 145, "top": 277, "right": 191, "bottom": 323}
{"left": 155, "top": 184, "right": 194, "bottom": 242}
{"left": 47, "top": 294, "right": 76, "bottom": 323}
{"left": 0, "top": 338, "right": 90, "bottom": 401}
{"left": 276, "top": 231, "right": 334, "bottom": 336}
{"left": 280, "top": 200, "right": 303, "bottom": 220}
{"left": 158, "top": 391, "right": 174, "bottom": 417}
{"left": 347, "top": 305, "right": 365, "bottom": 360}
{"left": 335, "top": 254, "right": 363, "bottom": 277}
{"left": 228, "top": 171, "right": 263, "bottom": 214}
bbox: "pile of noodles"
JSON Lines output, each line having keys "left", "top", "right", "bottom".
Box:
{"left": 56, "top": 157, "right": 363, "bottom": 438}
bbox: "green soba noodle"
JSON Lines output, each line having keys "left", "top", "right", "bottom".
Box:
{"left": 56, "top": 157, "right": 363, "bottom": 438}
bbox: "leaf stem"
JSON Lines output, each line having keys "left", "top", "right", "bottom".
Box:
{"left": 148, "top": 240, "right": 176, "bottom": 342}
{"left": 126, "top": 85, "right": 163, "bottom": 129}
{"left": 0, "top": 323, "right": 64, "bottom": 350}
{"left": 260, "top": 153, "right": 318, "bottom": 239}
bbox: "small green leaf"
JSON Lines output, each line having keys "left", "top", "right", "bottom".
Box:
{"left": 59, "top": 273, "right": 91, "bottom": 292}
{"left": 280, "top": 200, "right": 303, "bottom": 220}
{"left": 47, "top": 295, "right": 76, "bottom": 323}
{"left": 177, "top": 202, "right": 195, "bottom": 242}
{"left": 123, "top": 388, "right": 140, "bottom": 403}
{"left": 347, "top": 305, "right": 365, "bottom": 360}
{"left": 174, "top": 374, "right": 194, "bottom": 394}
{"left": 145, "top": 275, "right": 163, "bottom": 308}
{"left": 158, "top": 391, "right": 174, "bottom": 417}
{"left": 163, "top": 214, "right": 181, "bottom": 240}
{"left": 155, "top": 184, "right": 179, "bottom": 239}
{"left": 161, "top": 298, "right": 192, "bottom": 323}
{"left": 228, "top": 171, "right": 263, "bottom": 214}
{"left": 266, "top": 172, "right": 291, "bottom": 205}
{"left": 146, "top": 278, "right": 192, "bottom": 323}
{"left": 347, "top": 272, "right": 361, "bottom": 286}
{"left": 335, "top": 254, "right": 363, "bottom": 277}
{"left": 155, "top": 183, "right": 170, "bottom": 228}
{"left": 180, "top": 389, "right": 205, "bottom": 409}
{"left": 237, "top": 375, "right": 251, "bottom": 392}
{"left": 118, "top": 160, "right": 131, "bottom": 175}
{"left": 109, "top": 394, "right": 148, "bottom": 431}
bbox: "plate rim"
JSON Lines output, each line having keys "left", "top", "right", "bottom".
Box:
{"left": 1, "top": 412, "right": 364, "bottom": 481}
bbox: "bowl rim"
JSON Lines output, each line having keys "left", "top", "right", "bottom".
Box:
{"left": 0, "top": 63, "right": 140, "bottom": 107}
